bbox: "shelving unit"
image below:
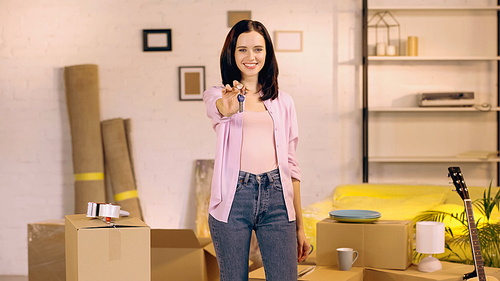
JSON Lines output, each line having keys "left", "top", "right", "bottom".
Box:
{"left": 369, "top": 6, "right": 500, "bottom": 11}
{"left": 361, "top": 1, "right": 500, "bottom": 185}
{"left": 370, "top": 107, "right": 500, "bottom": 112}
{"left": 369, "top": 56, "right": 500, "bottom": 61}
{"left": 370, "top": 157, "right": 500, "bottom": 163}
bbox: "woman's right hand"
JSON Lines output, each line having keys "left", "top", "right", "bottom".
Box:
{"left": 216, "top": 80, "right": 244, "bottom": 117}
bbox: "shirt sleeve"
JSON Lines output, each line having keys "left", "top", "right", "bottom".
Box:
{"left": 203, "top": 86, "right": 232, "bottom": 130}
{"left": 287, "top": 95, "right": 301, "bottom": 182}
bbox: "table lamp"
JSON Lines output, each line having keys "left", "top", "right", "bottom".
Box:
{"left": 416, "top": 221, "right": 445, "bottom": 272}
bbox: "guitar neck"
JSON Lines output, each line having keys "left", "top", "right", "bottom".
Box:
{"left": 464, "top": 199, "right": 486, "bottom": 281}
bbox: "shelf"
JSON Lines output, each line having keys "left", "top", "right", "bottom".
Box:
{"left": 369, "top": 157, "right": 500, "bottom": 163}
{"left": 369, "top": 107, "right": 500, "bottom": 112}
{"left": 369, "top": 6, "right": 500, "bottom": 11}
{"left": 368, "top": 56, "right": 500, "bottom": 61}
{"left": 362, "top": 1, "right": 500, "bottom": 183}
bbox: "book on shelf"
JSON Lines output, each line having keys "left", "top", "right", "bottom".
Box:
{"left": 456, "top": 151, "right": 499, "bottom": 159}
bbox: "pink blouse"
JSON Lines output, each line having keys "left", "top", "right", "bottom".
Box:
{"left": 203, "top": 86, "right": 301, "bottom": 223}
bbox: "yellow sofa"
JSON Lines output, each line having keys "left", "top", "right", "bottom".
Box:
{"left": 303, "top": 184, "right": 500, "bottom": 264}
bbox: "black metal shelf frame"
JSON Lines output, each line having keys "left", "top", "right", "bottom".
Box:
{"left": 361, "top": 0, "right": 500, "bottom": 185}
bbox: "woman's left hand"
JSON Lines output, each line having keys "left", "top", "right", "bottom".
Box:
{"left": 297, "top": 228, "right": 311, "bottom": 263}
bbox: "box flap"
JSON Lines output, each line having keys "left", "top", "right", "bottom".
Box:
{"left": 203, "top": 242, "right": 220, "bottom": 281}
{"left": 198, "top": 237, "right": 212, "bottom": 248}
{"left": 203, "top": 241, "right": 217, "bottom": 258}
{"left": 151, "top": 229, "right": 201, "bottom": 248}
{"left": 65, "top": 214, "right": 149, "bottom": 230}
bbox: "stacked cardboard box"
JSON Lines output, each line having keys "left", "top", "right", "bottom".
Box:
{"left": 28, "top": 220, "right": 65, "bottom": 281}
{"left": 28, "top": 217, "right": 219, "bottom": 280}
{"left": 65, "top": 214, "right": 151, "bottom": 280}
{"left": 316, "top": 218, "right": 413, "bottom": 270}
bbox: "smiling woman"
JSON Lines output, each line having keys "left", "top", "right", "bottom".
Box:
{"left": 203, "top": 20, "right": 310, "bottom": 280}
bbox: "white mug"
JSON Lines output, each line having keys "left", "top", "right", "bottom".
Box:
{"left": 337, "top": 247, "right": 359, "bottom": 271}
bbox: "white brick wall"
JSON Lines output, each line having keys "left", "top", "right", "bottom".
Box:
{"left": 0, "top": 0, "right": 362, "bottom": 274}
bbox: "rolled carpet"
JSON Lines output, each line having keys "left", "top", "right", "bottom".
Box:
{"left": 195, "top": 159, "right": 214, "bottom": 238}
{"left": 101, "top": 118, "right": 142, "bottom": 219}
{"left": 64, "top": 64, "right": 106, "bottom": 214}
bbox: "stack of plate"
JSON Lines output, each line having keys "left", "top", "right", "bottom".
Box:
{"left": 329, "top": 209, "right": 381, "bottom": 223}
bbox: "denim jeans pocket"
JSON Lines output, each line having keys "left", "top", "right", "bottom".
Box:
{"left": 272, "top": 178, "right": 283, "bottom": 191}
{"left": 235, "top": 179, "right": 245, "bottom": 192}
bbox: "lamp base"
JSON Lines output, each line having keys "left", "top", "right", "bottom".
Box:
{"left": 418, "top": 255, "right": 442, "bottom": 273}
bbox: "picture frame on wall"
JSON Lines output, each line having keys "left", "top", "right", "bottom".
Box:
{"left": 227, "top": 11, "right": 252, "bottom": 27}
{"left": 275, "top": 31, "right": 303, "bottom": 52}
{"left": 179, "top": 66, "right": 205, "bottom": 101}
{"left": 143, "top": 29, "right": 172, "bottom": 51}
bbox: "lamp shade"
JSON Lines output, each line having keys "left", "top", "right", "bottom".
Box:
{"left": 416, "top": 221, "right": 445, "bottom": 254}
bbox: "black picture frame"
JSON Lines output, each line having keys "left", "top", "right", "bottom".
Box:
{"left": 143, "top": 29, "right": 172, "bottom": 52}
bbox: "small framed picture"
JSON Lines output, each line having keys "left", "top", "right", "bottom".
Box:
{"left": 143, "top": 29, "right": 172, "bottom": 51}
{"left": 227, "top": 11, "right": 251, "bottom": 27}
{"left": 179, "top": 66, "right": 205, "bottom": 101}
{"left": 275, "top": 31, "right": 303, "bottom": 52}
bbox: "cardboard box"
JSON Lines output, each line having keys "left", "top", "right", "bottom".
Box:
{"left": 317, "top": 219, "right": 412, "bottom": 270}
{"left": 364, "top": 261, "right": 500, "bottom": 281}
{"left": 249, "top": 265, "right": 363, "bottom": 281}
{"left": 65, "top": 214, "right": 150, "bottom": 281}
{"left": 28, "top": 219, "right": 65, "bottom": 281}
{"left": 151, "top": 229, "right": 218, "bottom": 281}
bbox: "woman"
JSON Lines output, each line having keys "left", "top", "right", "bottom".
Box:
{"left": 203, "top": 19, "right": 310, "bottom": 281}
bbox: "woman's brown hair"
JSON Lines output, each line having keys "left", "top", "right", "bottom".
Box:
{"left": 220, "top": 20, "right": 279, "bottom": 100}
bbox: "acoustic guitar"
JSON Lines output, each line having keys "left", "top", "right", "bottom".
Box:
{"left": 448, "top": 167, "right": 499, "bottom": 281}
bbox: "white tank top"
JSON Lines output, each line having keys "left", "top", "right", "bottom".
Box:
{"left": 240, "top": 111, "right": 278, "bottom": 174}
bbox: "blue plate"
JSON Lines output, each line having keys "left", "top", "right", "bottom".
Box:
{"left": 329, "top": 210, "right": 381, "bottom": 223}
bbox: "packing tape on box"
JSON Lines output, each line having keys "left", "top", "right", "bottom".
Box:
{"left": 114, "top": 190, "right": 138, "bottom": 202}
{"left": 74, "top": 172, "right": 104, "bottom": 181}
{"left": 86, "top": 202, "right": 120, "bottom": 219}
{"left": 109, "top": 228, "right": 121, "bottom": 261}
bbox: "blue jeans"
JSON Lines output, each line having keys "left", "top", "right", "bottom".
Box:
{"left": 209, "top": 169, "right": 298, "bottom": 281}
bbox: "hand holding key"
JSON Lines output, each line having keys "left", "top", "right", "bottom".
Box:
{"left": 217, "top": 80, "right": 245, "bottom": 117}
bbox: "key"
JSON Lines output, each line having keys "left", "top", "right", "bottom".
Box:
{"left": 236, "top": 84, "right": 244, "bottom": 113}
{"left": 238, "top": 94, "right": 245, "bottom": 113}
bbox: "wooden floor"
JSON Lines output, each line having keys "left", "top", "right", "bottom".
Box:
{"left": 0, "top": 276, "right": 28, "bottom": 281}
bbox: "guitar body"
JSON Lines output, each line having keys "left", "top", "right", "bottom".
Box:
{"left": 448, "top": 167, "right": 498, "bottom": 281}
